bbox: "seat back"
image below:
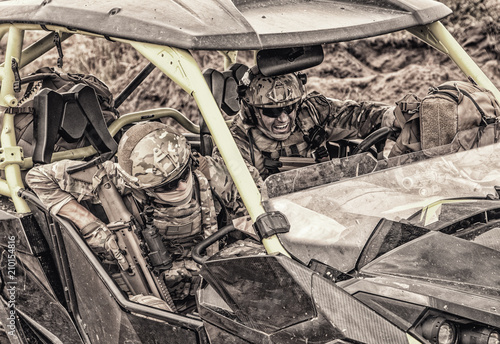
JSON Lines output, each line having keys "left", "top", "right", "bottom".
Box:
{"left": 32, "top": 84, "right": 118, "bottom": 164}
{"left": 200, "top": 63, "right": 248, "bottom": 155}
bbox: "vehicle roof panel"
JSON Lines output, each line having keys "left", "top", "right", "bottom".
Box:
{"left": 0, "top": 0, "right": 452, "bottom": 50}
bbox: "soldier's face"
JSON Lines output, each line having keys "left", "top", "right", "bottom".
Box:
{"left": 148, "top": 170, "right": 194, "bottom": 206}
{"left": 153, "top": 166, "right": 191, "bottom": 193}
{"left": 258, "top": 105, "right": 297, "bottom": 136}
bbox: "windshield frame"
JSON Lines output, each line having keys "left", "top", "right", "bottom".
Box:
{"left": 264, "top": 142, "right": 500, "bottom": 271}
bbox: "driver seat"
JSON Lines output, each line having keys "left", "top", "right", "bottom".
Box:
{"left": 200, "top": 63, "right": 248, "bottom": 155}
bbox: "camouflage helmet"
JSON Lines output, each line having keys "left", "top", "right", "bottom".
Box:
{"left": 242, "top": 72, "right": 305, "bottom": 108}
{"left": 116, "top": 122, "right": 191, "bottom": 189}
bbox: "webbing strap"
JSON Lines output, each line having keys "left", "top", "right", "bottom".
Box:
{"left": 437, "top": 85, "right": 489, "bottom": 122}
{"left": 247, "top": 129, "right": 256, "bottom": 167}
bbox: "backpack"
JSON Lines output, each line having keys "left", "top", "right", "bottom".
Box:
{"left": 6, "top": 67, "right": 118, "bottom": 158}
{"left": 389, "top": 80, "right": 500, "bottom": 157}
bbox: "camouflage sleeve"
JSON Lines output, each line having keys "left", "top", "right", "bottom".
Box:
{"left": 213, "top": 117, "right": 266, "bottom": 183}
{"left": 201, "top": 154, "right": 262, "bottom": 220}
{"left": 326, "top": 98, "right": 395, "bottom": 139}
{"left": 25, "top": 160, "right": 98, "bottom": 214}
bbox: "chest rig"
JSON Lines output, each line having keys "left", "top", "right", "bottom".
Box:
{"left": 152, "top": 170, "right": 217, "bottom": 242}
{"left": 126, "top": 170, "right": 218, "bottom": 251}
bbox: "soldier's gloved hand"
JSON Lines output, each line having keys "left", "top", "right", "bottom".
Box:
{"left": 80, "top": 220, "right": 130, "bottom": 271}
{"left": 312, "top": 146, "right": 329, "bottom": 162}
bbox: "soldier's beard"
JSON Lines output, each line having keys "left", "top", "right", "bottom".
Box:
{"left": 150, "top": 173, "right": 194, "bottom": 206}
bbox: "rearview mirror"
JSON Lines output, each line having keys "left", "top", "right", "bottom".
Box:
{"left": 257, "top": 45, "right": 324, "bottom": 76}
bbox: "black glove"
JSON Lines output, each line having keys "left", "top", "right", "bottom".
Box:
{"left": 312, "top": 146, "right": 329, "bottom": 162}
{"left": 81, "top": 220, "right": 130, "bottom": 271}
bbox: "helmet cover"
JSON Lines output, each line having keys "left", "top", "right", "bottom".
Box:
{"left": 116, "top": 122, "right": 191, "bottom": 189}
{"left": 243, "top": 73, "right": 305, "bottom": 108}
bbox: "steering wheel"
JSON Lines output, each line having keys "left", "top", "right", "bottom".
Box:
{"left": 351, "top": 127, "right": 399, "bottom": 158}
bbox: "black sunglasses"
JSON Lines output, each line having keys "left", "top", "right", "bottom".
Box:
{"left": 153, "top": 166, "right": 191, "bottom": 193}
{"left": 257, "top": 104, "right": 297, "bottom": 118}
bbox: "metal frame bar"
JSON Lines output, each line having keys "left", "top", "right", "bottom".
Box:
{"left": 408, "top": 21, "right": 500, "bottom": 102}
{"left": 218, "top": 50, "right": 238, "bottom": 70}
{"left": 0, "top": 26, "right": 23, "bottom": 107}
{"left": 0, "top": 26, "right": 29, "bottom": 213}
{"left": 0, "top": 108, "right": 204, "bottom": 199}
{"left": 127, "top": 40, "right": 288, "bottom": 256}
{"left": 0, "top": 23, "right": 288, "bottom": 255}
{"left": 2, "top": 20, "right": 499, "bottom": 253}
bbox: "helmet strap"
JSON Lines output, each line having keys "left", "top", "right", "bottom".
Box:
{"left": 240, "top": 100, "right": 259, "bottom": 125}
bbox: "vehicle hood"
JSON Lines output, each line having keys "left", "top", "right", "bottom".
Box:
{"left": 0, "top": 0, "right": 452, "bottom": 50}
{"left": 351, "top": 231, "right": 500, "bottom": 327}
{"left": 364, "top": 231, "right": 500, "bottom": 298}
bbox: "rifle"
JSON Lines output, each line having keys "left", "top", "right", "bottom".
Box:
{"left": 67, "top": 158, "right": 176, "bottom": 311}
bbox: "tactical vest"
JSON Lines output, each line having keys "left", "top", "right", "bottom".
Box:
{"left": 248, "top": 129, "right": 309, "bottom": 174}
{"left": 150, "top": 170, "right": 219, "bottom": 254}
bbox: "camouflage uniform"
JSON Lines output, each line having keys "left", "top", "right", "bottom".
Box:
{"left": 226, "top": 91, "right": 394, "bottom": 181}
{"left": 197, "top": 152, "right": 262, "bottom": 219}
{"left": 25, "top": 122, "right": 245, "bottom": 311}
{"left": 26, "top": 157, "right": 225, "bottom": 308}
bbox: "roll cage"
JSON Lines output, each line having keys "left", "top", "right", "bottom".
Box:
{"left": 0, "top": 0, "right": 500, "bottom": 260}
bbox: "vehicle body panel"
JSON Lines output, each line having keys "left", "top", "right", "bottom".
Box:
{"left": 195, "top": 143, "right": 500, "bottom": 342}
{"left": 0, "top": 200, "right": 209, "bottom": 343}
{"left": 258, "top": 142, "right": 500, "bottom": 335}
{"left": 0, "top": 0, "right": 451, "bottom": 49}
{"left": 0, "top": 210, "right": 85, "bottom": 343}
{"left": 1, "top": 0, "right": 500, "bottom": 343}
{"left": 198, "top": 254, "right": 409, "bottom": 343}
{"left": 359, "top": 232, "right": 500, "bottom": 324}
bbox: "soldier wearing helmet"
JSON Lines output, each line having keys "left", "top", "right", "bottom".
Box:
{"left": 220, "top": 66, "right": 395, "bottom": 181}
{"left": 26, "top": 121, "right": 248, "bottom": 312}
{"left": 240, "top": 69, "right": 306, "bottom": 142}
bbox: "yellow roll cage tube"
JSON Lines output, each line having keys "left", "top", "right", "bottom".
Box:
{"left": 1, "top": 22, "right": 500, "bottom": 261}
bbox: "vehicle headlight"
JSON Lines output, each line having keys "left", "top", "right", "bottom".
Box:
{"left": 421, "top": 316, "right": 457, "bottom": 344}
{"left": 461, "top": 326, "right": 500, "bottom": 344}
